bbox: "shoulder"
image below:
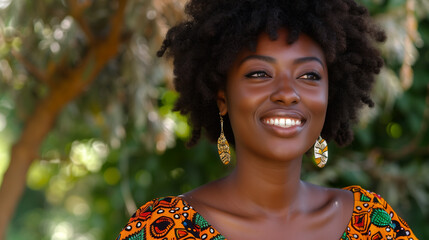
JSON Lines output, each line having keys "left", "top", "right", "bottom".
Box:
{"left": 303, "top": 182, "right": 354, "bottom": 213}
{"left": 342, "top": 185, "right": 418, "bottom": 240}
{"left": 116, "top": 196, "right": 185, "bottom": 240}
{"left": 116, "top": 196, "right": 223, "bottom": 240}
{"left": 343, "top": 185, "right": 384, "bottom": 202}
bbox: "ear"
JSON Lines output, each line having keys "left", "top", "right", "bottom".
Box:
{"left": 217, "top": 90, "right": 228, "bottom": 115}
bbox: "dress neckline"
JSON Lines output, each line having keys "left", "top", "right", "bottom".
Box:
{"left": 175, "top": 186, "right": 356, "bottom": 240}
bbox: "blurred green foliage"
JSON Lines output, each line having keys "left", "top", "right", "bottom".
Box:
{"left": 0, "top": 0, "right": 428, "bottom": 239}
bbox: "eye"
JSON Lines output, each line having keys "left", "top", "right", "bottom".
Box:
{"left": 245, "top": 71, "right": 271, "bottom": 78}
{"left": 298, "top": 72, "right": 321, "bottom": 81}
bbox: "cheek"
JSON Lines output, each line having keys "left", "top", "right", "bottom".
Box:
{"left": 225, "top": 83, "right": 266, "bottom": 139}
{"left": 226, "top": 80, "right": 265, "bottom": 113}
{"left": 301, "top": 83, "right": 328, "bottom": 123}
{"left": 311, "top": 85, "right": 329, "bottom": 123}
{"left": 313, "top": 91, "right": 328, "bottom": 114}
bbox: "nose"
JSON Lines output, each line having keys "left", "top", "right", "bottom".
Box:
{"left": 269, "top": 76, "right": 300, "bottom": 105}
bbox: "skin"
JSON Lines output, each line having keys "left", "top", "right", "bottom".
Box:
{"left": 181, "top": 29, "right": 354, "bottom": 240}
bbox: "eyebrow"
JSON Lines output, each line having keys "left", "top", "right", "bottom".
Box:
{"left": 239, "top": 55, "right": 325, "bottom": 69}
{"left": 294, "top": 57, "right": 325, "bottom": 69}
{"left": 239, "top": 55, "right": 276, "bottom": 65}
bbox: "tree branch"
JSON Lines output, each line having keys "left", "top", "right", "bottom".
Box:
{"left": 49, "top": 0, "right": 128, "bottom": 94}
{"left": 68, "top": 0, "right": 95, "bottom": 45}
{"left": 11, "top": 50, "right": 48, "bottom": 84}
{"left": 106, "top": 0, "right": 128, "bottom": 50}
{"left": 69, "top": 0, "right": 128, "bottom": 89}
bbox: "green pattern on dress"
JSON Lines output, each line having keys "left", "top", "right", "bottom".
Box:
{"left": 211, "top": 234, "right": 226, "bottom": 240}
{"left": 341, "top": 231, "right": 349, "bottom": 240}
{"left": 128, "top": 228, "right": 145, "bottom": 240}
{"left": 370, "top": 208, "right": 392, "bottom": 227}
{"left": 360, "top": 194, "right": 371, "bottom": 202}
{"left": 194, "top": 213, "right": 211, "bottom": 230}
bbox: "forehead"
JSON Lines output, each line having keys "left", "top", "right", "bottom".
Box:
{"left": 237, "top": 29, "right": 326, "bottom": 64}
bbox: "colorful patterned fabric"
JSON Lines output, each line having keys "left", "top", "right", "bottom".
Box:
{"left": 342, "top": 186, "right": 418, "bottom": 240}
{"left": 117, "top": 196, "right": 224, "bottom": 240}
{"left": 117, "top": 186, "right": 418, "bottom": 240}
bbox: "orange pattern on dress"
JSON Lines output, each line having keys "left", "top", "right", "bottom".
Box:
{"left": 342, "top": 186, "right": 418, "bottom": 240}
{"left": 117, "top": 186, "right": 419, "bottom": 240}
{"left": 117, "top": 196, "right": 225, "bottom": 240}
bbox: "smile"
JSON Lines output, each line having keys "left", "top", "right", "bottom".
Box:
{"left": 263, "top": 118, "right": 302, "bottom": 128}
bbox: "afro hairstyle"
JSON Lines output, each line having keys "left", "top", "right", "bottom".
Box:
{"left": 157, "top": 0, "right": 386, "bottom": 147}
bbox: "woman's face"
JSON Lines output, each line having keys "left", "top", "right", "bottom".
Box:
{"left": 218, "top": 29, "right": 328, "bottom": 161}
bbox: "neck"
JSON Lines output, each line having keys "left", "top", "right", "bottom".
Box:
{"left": 226, "top": 147, "right": 304, "bottom": 213}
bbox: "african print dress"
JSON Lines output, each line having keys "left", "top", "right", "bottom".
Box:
{"left": 116, "top": 185, "right": 418, "bottom": 240}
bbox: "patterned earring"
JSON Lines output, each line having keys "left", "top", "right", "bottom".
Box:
{"left": 217, "top": 114, "right": 231, "bottom": 165}
{"left": 313, "top": 136, "right": 328, "bottom": 168}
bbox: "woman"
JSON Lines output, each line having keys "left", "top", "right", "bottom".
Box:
{"left": 117, "top": 0, "right": 418, "bottom": 239}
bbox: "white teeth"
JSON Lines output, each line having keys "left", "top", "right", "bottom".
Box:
{"left": 264, "top": 118, "right": 302, "bottom": 128}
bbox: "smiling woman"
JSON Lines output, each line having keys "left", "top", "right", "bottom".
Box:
{"left": 219, "top": 30, "right": 328, "bottom": 164}
{"left": 117, "top": 0, "right": 419, "bottom": 239}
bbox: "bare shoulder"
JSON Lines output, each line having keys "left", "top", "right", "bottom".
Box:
{"left": 304, "top": 182, "right": 353, "bottom": 200}
{"left": 179, "top": 177, "right": 228, "bottom": 213}
{"left": 303, "top": 182, "right": 354, "bottom": 216}
{"left": 300, "top": 182, "right": 355, "bottom": 237}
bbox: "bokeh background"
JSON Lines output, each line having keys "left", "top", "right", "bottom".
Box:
{"left": 0, "top": 0, "right": 428, "bottom": 239}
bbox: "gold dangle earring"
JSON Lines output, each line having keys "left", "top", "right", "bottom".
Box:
{"left": 217, "top": 114, "right": 231, "bottom": 165}
{"left": 313, "top": 136, "right": 328, "bottom": 168}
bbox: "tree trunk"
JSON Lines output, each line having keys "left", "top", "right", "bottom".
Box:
{"left": 0, "top": 1, "right": 127, "bottom": 238}
{"left": 0, "top": 95, "right": 62, "bottom": 239}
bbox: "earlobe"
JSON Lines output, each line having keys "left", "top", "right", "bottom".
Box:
{"left": 217, "top": 90, "right": 228, "bottom": 115}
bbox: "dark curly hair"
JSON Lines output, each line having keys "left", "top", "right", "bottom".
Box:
{"left": 157, "top": 0, "right": 386, "bottom": 147}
